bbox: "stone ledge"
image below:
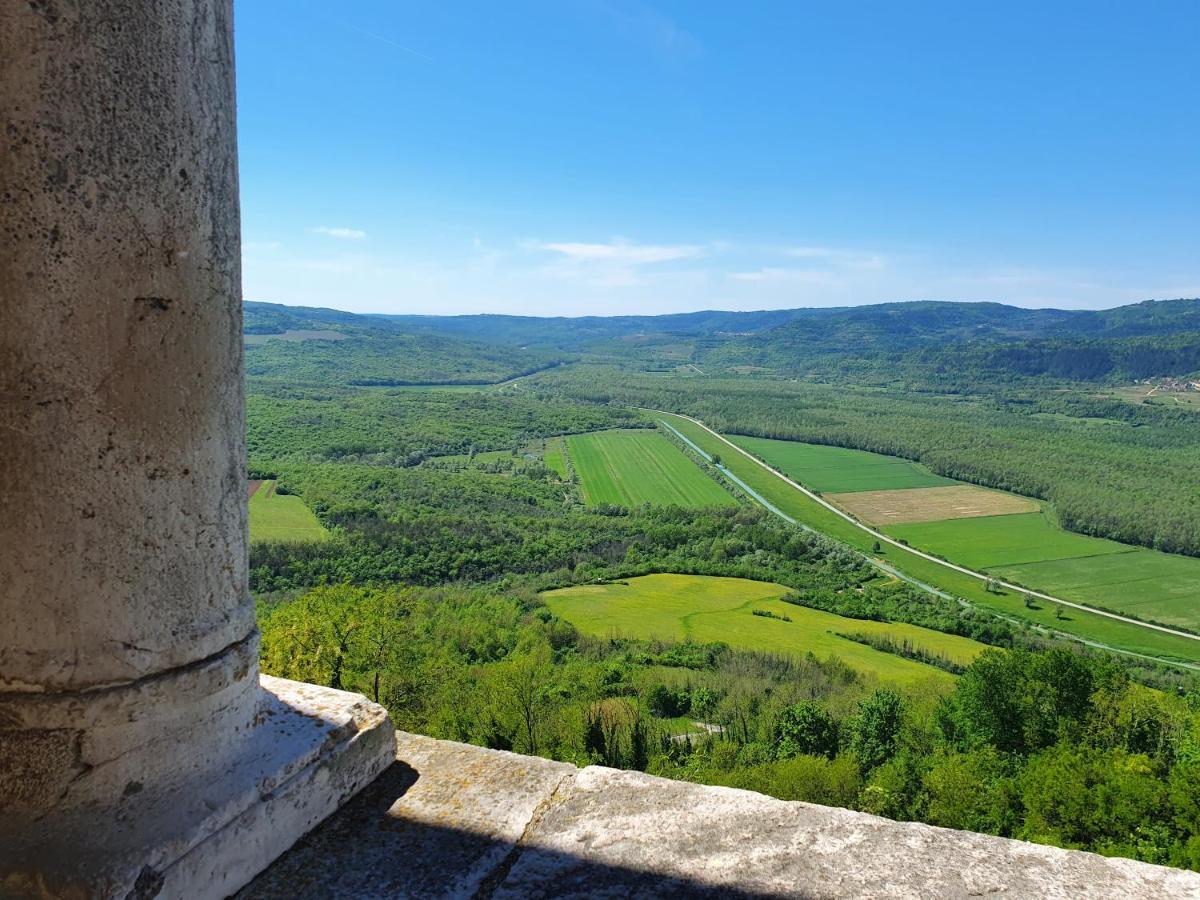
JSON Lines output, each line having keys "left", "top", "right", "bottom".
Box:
{"left": 0, "top": 677, "right": 395, "bottom": 899}
{"left": 242, "top": 731, "right": 1200, "bottom": 899}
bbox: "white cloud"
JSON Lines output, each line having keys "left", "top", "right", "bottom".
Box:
{"left": 243, "top": 230, "right": 1193, "bottom": 316}
{"left": 528, "top": 238, "right": 702, "bottom": 265}
{"left": 311, "top": 226, "right": 367, "bottom": 240}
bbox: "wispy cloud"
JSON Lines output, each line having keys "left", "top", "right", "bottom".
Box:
{"left": 528, "top": 238, "right": 702, "bottom": 265}
{"left": 311, "top": 226, "right": 367, "bottom": 240}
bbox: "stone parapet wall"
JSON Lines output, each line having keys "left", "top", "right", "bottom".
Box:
{"left": 244, "top": 731, "right": 1200, "bottom": 898}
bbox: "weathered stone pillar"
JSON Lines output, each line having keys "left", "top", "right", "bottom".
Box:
{"left": 0, "top": 3, "right": 394, "bottom": 897}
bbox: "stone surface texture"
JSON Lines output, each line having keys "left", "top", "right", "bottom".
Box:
{"left": 243, "top": 732, "right": 1200, "bottom": 899}
{"left": 0, "top": 0, "right": 249, "bottom": 691}
{"left": 0, "top": 677, "right": 395, "bottom": 899}
{"left": 0, "top": 3, "right": 396, "bottom": 896}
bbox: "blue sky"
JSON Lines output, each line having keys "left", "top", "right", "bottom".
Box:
{"left": 235, "top": 1, "right": 1199, "bottom": 315}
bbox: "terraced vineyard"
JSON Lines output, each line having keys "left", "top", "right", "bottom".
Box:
{"left": 566, "top": 429, "right": 735, "bottom": 508}
{"left": 543, "top": 574, "right": 985, "bottom": 686}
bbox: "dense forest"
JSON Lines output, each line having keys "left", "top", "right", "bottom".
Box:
{"left": 246, "top": 386, "right": 640, "bottom": 468}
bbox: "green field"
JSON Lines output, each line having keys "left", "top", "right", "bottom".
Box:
{"left": 248, "top": 481, "right": 329, "bottom": 542}
{"left": 656, "top": 413, "right": 1200, "bottom": 664}
{"left": 729, "top": 435, "right": 955, "bottom": 493}
{"left": 543, "top": 438, "right": 568, "bottom": 478}
{"left": 567, "top": 429, "right": 736, "bottom": 507}
{"left": 995, "top": 550, "right": 1200, "bottom": 629}
{"left": 544, "top": 574, "right": 985, "bottom": 686}
{"left": 884, "top": 512, "right": 1134, "bottom": 570}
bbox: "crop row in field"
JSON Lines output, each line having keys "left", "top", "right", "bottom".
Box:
{"left": 655, "top": 412, "right": 1200, "bottom": 663}
{"left": 566, "top": 429, "right": 735, "bottom": 508}
{"left": 248, "top": 480, "right": 329, "bottom": 542}
{"left": 729, "top": 435, "right": 955, "bottom": 493}
{"left": 543, "top": 574, "right": 983, "bottom": 686}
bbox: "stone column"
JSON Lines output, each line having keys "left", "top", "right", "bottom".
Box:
{"left": 0, "top": 3, "right": 394, "bottom": 897}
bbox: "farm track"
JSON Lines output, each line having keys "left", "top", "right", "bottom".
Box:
{"left": 651, "top": 411, "right": 1200, "bottom": 662}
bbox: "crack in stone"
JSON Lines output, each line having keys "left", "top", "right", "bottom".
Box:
{"left": 471, "top": 769, "right": 577, "bottom": 900}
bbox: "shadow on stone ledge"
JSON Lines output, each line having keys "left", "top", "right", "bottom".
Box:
{"left": 236, "top": 761, "right": 792, "bottom": 900}
{"left": 238, "top": 732, "right": 1200, "bottom": 900}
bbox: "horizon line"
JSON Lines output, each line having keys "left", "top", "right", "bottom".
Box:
{"left": 242, "top": 296, "right": 1196, "bottom": 320}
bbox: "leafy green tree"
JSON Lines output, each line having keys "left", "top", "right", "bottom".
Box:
{"left": 774, "top": 701, "right": 839, "bottom": 760}
{"left": 646, "top": 684, "right": 691, "bottom": 718}
{"left": 936, "top": 649, "right": 1093, "bottom": 754}
{"left": 1169, "top": 759, "right": 1200, "bottom": 840}
{"left": 722, "top": 753, "right": 861, "bottom": 808}
{"left": 491, "top": 645, "right": 555, "bottom": 756}
{"left": 922, "top": 749, "right": 1019, "bottom": 835}
{"left": 1089, "top": 681, "right": 1182, "bottom": 759}
{"left": 1019, "top": 745, "right": 1168, "bottom": 854}
{"left": 583, "top": 706, "right": 607, "bottom": 762}
{"left": 850, "top": 690, "right": 905, "bottom": 771}
{"left": 629, "top": 710, "right": 650, "bottom": 771}
{"left": 858, "top": 749, "right": 928, "bottom": 820}
{"left": 259, "top": 583, "right": 409, "bottom": 698}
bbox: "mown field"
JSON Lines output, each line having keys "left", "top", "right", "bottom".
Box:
{"left": 828, "top": 484, "right": 1039, "bottom": 525}
{"left": 883, "top": 513, "right": 1200, "bottom": 630}
{"left": 885, "top": 512, "right": 1133, "bottom": 570}
{"left": 248, "top": 480, "right": 329, "bottom": 542}
{"left": 729, "top": 435, "right": 955, "bottom": 492}
{"left": 567, "top": 429, "right": 735, "bottom": 507}
{"left": 543, "top": 574, "right": 984, "bottom": 686}
{"left": 995, "top": 550, "right": 1200, "bottom": 628}
{"left": 656, "top": 412, "right": 1200, "bottom": 664}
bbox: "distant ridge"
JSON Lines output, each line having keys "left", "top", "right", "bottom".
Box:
{"left": 244, "top": 298, "right": 1200, "bottom": 385}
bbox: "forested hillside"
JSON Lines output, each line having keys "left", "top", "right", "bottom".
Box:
{"left": 246, "top": 387, "right": 638, "bottom": 468}
{"left": 247, "top": 297, "right": 1200, "bottom": 387}
{"left": 694, "top": 299, "right": 1200, "bottom": 385}
{"left": 244, "top": 302, "right": 564, "bottom": 386}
